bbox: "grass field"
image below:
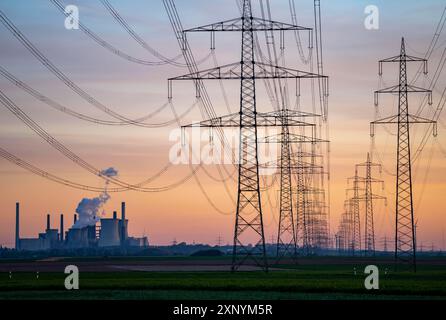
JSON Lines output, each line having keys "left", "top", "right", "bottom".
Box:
{"left": 0, "top": 257, "right": 445, "bottom": 300}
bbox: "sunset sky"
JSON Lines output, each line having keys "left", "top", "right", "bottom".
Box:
{"left": 0, "top": 0, "right": 445, "bottom": 249}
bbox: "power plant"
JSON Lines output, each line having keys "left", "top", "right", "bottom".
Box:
{"left": 14, "top": 202, "right": 148, "bottom": 251}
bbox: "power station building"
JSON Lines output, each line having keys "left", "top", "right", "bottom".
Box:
{"left": 15, "top": 202, "right": 148, "bottom": 251}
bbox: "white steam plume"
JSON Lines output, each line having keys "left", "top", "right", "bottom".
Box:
{"left": 72, "top": 167, "right": 118, "bottom": 229}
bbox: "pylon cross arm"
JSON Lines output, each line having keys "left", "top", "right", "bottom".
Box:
{"left": 370, "top": 114, "right": 437, "bottom": 137}
{"left": 181, "top": 111, "right": 320, "bottom": 129}
{"left": 183, "top": 16, "right": 312, "bottom": 33}
{"left": 169, "top": 62, "right": 326, "bottom": 82}
{"left": 258, "top": 133, "right": 328, "bottom": 144}
{"left": 379, "top": 54, "right": 427, "bottom": 63}
{"left": 375, "top": 84, "right": 432, "bottom": 94}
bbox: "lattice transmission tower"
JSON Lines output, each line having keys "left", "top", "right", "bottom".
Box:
{"left": 371, "top": 38, "right": 437, "bottom": 271}
{"left": 260, "top": 128, "right": 326, "bottom": 260}
{"left": 346, "top": 168, "right": 364, "bottom": 255}
{"left": 170, "top": 0, "right": 327, "bottom": 271}
{"left": 355, "top": 153, "right": 386, "bottom": 256}
{"left": 341, "top": 199, "right": 355, "bottom": 253}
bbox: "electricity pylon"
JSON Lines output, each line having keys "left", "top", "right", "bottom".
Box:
{"left": 355, "top": 153, "right": 386, "bottom": 256}
{"left": 277, "top": 117, "right": 297, "bottom": 260}
{"left": 342, "top": 199, "right": 355, "bottom": 254}
{"left": 171, "top": 0, "right": 327, "bottom": 271}
{"left": 382, "top": 236, "right": 389, "bottom": 253}
{"left": 371, "top": 37, "right": 437, "bottom": 271}
{"left": 301, "top": 188, "right": 327, "bottom": 251}
{"left": 291, "top": 147, "right": 328, "bottom": 255}
{"left": 295, "top": 148, "right": 309, "bottom": 253}
{"left": 346, "top": 168, "right": 364, "bottom": 255}
{"left": 260, "top": 131, "right": 327, "bottom": 259}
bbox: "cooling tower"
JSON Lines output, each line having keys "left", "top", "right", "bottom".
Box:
{"left": 66, "top": 227, "right": 89, "bottom": 248}
{"left": 98, "top": 218, "right": 120, "bottom": 247}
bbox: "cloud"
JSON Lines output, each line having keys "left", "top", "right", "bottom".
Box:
{"left": 100, "top": 167, "right": 118, "bottom": 178}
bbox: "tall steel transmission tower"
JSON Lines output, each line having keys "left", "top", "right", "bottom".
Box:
{"left": 294, "top": 149, "right": 327, "bottom": 253}
{"left": 371, "top": 38, "right": 437, "bottom": 271}
{"left": 260, "top": 129, "right": 326, "bottom": 260}
{"left": 277, "top": 115, "right": 297, "bottom": 260}
{"left": 277, "top": 139, "right": 328, "bottom": 255}
{"left": 383, "top": 236, "right": 388, "bottom": 253}
{"left": 170, "top": 0, "right": 327, "bottom": 271}
{"left": 346, "top": 168, "right": 363, "bottom": 254}
{"left": 295, "top": 149, "right": 309, "bottom": 253}
{"left": 339, "top": 154, "right": 386, "bottom": 256}
{"left": 355, "top": 153, "right": 386, "bottom": 256}
{"left": 341, "top": 199, "right": 355, "bottom": 253}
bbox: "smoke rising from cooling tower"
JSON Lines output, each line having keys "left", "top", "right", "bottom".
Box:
{"left": 72, "top": 167, "right": 118, "bottom": 229}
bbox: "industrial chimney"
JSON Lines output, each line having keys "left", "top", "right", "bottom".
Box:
{"left": 60, "top": 214, "right": 64, "bottom": 242}
{"left": 74, "top": 213, "right": 77, "bottom": 224}
{"left": 121, "top": 202, "right": 126, "bottom": 245}
{"left": 113, "top": 211, "right": 117, "bottom": 220}
{"left": 15, "top": 202, "right": 20, "bottom": 250}
{"left": 46, "top": 214, "right": 50, "bottom": 231}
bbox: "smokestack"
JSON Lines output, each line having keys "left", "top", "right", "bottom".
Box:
{"left": 15, "top": 202, "right": 20, "bottom": 250}
{"left": 74, "top": 214, "right": 77, "bottom": 224}
{"left": 121, "top": 202, "right": 126, "bottom": 245}
{"left": 60, "top": 214, "right": 64, "bottom": 242}
{"left": 113, "top": 211, "right": 117, "bottom": 220}
{"left": 46, "top": 214, "right": 50, "bottom": 230}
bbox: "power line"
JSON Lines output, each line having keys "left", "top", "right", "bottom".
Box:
{"left": 0, "top": 145, "right": 200, "bottom": 192}
{"left": 410, "top": 5, "right": 446, "bottom": 85}
{"left": 98, "top": 0, "right": 184, "bottom": 66}
{"left": 168, "top": 99, "right": 234, "bottom": 215}
{"left": 97, "top": 0, "right": 213, "bottom": 67}
{"left": 0, "top": 65, "right": 199, "bottom": 127}
{"left": 50, "top": 0, "right": 204, "bottom": 67}
{"left": 0, "top": 89, "right": 203, "bottom": 192}
{"left": 288, "top": 0, "right": 312, "bottom": 65}
{"left": 0, "top": 9, "right": 173, "bottom": 128}
{"left": 163, "top": 0, "right": 242, "bottom": 205}
{"left": 371, "top": 38, "right": 437, "bottom": 271}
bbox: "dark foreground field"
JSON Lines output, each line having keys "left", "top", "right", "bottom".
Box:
{"left": 0, "top": 256, "right": 445, "bottom": 300}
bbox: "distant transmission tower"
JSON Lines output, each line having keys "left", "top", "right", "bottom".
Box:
{"left": 276, "top": 114, "right": 297, "bottom": 260}
{"left": 346, "top": 168, "right": 364, "bottom": 255}
{"left": 266, "top": 124, "right": 325, "bottom": 260}
{"left": 355, "top": 153, "right": 386, "bottom": 256}
{"left": 170, "top": 0, "right": 327, "bottom": 271}
{"left": 261, "top": 129, "right": 325, "bottom": 260}
{"left": 295, "top": 149, "right": 309, "bottom": 253}
{"left": 216, "top": 235, "right": 223, "bottom": 247}
{"left": 371, "top": 38, "right": 437, "bottom": 271}
{"left": 343, "top": 199, "right": 355, "bottom": 254}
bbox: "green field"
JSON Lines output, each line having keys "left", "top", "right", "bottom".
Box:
{"left": 0, "top": 258, "right": 445, "bottom": 300}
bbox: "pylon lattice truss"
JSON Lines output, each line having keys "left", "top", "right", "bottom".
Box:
{"left": 170, "top": 0, "right": 328, "bottom": 271}
{"left": 371, "top": 38, "right": 437, "bottom": 271}
{"left": 355, "top": 153, "right": 386, "bottom": 256}
{"left": 337, "top": 153, "right": 386, "bottom": 256}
